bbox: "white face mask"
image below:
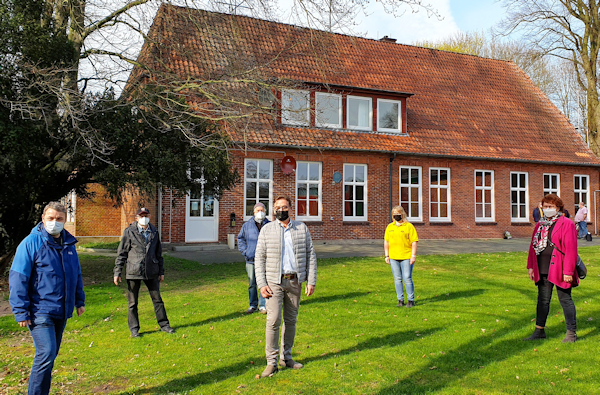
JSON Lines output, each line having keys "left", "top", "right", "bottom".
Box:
{"left": 44, "top": 220, "right": 64, "bottom": 235}
{"left": 543, "top": 208, "right": 558, "bottom": 218}
{"left": 254, "top": 211, "right": 266, "bottom": 222}
{"left": 138, "top": 217, "right": 150, "bottom": 226}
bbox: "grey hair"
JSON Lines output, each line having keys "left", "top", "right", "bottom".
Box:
{"left": 43, "top": 201, "right": 67, "bottom": 216}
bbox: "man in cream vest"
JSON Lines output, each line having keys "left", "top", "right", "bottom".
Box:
{"left": 254, "top": 195, "right": 317, "bottom": 378}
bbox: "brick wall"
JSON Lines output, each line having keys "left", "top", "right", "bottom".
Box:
{"left": 158, "top": 149, "right": 600, "bottom": 243}
{"left": 74, "top": 184, "right": 122, "bottom": 236}
{"left": 73, "top": 185, "right": 159, "bottom": 238}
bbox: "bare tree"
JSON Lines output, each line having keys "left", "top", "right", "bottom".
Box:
{"left": 499, "top": 0, "right": 600, "bottom": 154}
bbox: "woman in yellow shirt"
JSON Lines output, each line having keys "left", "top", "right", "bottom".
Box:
{"left": 384, "top": 206, "right": 419, "bottom": 307}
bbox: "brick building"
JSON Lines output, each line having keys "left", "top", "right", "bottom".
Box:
{"left": 74, "top": 5, "right": 600, "bottom": 244}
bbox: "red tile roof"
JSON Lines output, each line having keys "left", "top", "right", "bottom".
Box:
{"left": 138, "top": 4, "right": 600, "bottom": 166}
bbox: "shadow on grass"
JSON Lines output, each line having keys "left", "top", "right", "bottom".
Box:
{"left": 121, "top": 329, "right": 442, "bottom": 394}
{"left": 301, "top": 291, "right": 371, "bottom": 306}
{"left": 375, "top": 314, "right": 561, "bottom": 394}
{"left": 117, "top": 357, "right": 256, "bottom": 395}
{"left": 169, "top": 311, "right": 248, "bottom": 331}
{"left": 416, "top": 289, "right": 486, "bottom": 306}
{"left": 301, "top": 327, "right": 443, "bottom": 365}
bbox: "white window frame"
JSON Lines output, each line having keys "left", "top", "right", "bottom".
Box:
{"left": 243, "top": 159, "right": 273, "bottom": 221}
{"left": 315, "top": 92, "right": 342, "bottom": 128}
{"left": 429, "top": 167, "right": 451, "bottom": 222}
{"left": 377, "top": 98, "right": 402, "bottom": 133}
{"left": 474, "top": 170, "right": 495, "bottom": 222}
{"left": 346, "top": 95, "right": 372, "bottom": 131}
{"left": 295, "top": 161, "right": 322, "bottom": 221}
{"left": 543, "top": 173, "right": 560, "bottom": 196}
{"left": 399, "top": 166, "right": 422, "bottom": 222}
{"left": 510, "top": 171, "right": 529, "bottom": 222}
{"left": 343, "top": 163, "right": 368, "bottom": 221}
{"left": 281, "top": 89, "right": 310, "bottom": 126}
{"left": 61, "top": 190, "right": 76, "bottom": 223}
{"left": 574, "top": 174, "right": 590, "bottom": 217}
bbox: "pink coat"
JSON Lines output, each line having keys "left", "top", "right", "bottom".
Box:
{"left": 527, "top": 215, "right": 579, "bottom": 288}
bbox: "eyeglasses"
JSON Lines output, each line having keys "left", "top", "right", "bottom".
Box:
{"left": 274, "top": 205, "right": 289, "bottom": 211}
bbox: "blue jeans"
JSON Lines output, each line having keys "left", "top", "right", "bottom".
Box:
{"left": 578, "top": 221, "right": 588, "bottom": 238}
{"left": 28, "top": 316, "right": 67, "bottom": 395}
{"left": 246, "top": 263, "right": 266, "bottom": 309}
{"left": 390, "top": 259, "right": 415, "bottom": 302}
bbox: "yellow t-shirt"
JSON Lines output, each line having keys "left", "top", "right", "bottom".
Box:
{"left": 384, "top": 222, "right": 419, "bottom": 260}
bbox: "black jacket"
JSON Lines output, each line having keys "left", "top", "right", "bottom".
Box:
{"left": 114, "top": 223, "right": 164, "bottom": 280}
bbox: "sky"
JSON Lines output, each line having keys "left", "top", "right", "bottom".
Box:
{"left": 356, "top": 0, "right": 506, "bottom": 44}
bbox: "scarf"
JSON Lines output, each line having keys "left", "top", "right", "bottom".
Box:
{"left": 532, "top": 214, "right": 561, "bottom": 255}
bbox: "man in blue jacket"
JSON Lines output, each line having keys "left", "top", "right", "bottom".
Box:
{"left": 9, "top": 201, "right": 85, "bottom": 395}
{"left": 237, "top": 203, "right": 269, "bottom": 314}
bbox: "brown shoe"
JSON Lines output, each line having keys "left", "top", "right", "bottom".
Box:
{"left": 259, "top": 307, "right": 267, "bottom": 315}
{"left": 562, "top": 330, "right": 577, "bottom": 343}
{"left": 260, "top": 365, "right": 278, "bottom": 378}
{"left": 397, "top": 299, "right": 404, "bottom": 307}
{"left": 279, "top": 359, "right": 303, "bottom": 369}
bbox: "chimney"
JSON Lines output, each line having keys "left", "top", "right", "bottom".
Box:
{"left": 379, "top": 35, "right": 397, "bottom": 43}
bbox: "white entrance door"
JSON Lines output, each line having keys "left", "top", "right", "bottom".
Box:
{"left": 185, "top": 192, "right": 219, "bottom": 242}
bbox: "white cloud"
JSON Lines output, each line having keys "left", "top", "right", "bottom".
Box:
{"left": 354, "top": 0, "right": 459, "bottom": 44}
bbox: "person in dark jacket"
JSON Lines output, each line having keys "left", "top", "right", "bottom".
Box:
{"left": 238, "top": 202, "right": 270, "bottom": 314}
{"left": 9, "top": 201, "right": 85, "bottom": 395}
{"left": 114, "top": 207, "right": 174, "bottom": 337}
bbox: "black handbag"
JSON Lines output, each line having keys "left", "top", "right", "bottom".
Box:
{"left": 576, "top": 256, "right": 587, "bottom": 279}
{"left": 548, "top": 240, "right": 587, "bottom": 280}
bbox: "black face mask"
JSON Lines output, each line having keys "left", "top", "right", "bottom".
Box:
{"left": 275, "top": 210, "right": 289, "bottom": 221}
{"left": 393, "top": 215, "right": 402, "bottom": 221}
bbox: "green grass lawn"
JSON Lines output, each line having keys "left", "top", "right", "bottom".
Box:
{"left": 1, "top": 248, "right": 600, "bottom": 394}
{"left": 77, "top": 241, "right": 121, "bottom": 250}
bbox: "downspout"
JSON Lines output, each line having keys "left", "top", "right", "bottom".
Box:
{"left": 389, "top": 153, "right": 397, "bottom": 213}
{"left": 158, "top": 184, "right": 162, "bottom": 237}
{"left": 595, "top": 190, "right": 600, "bottom": 235}
{"left": 169, "top": 189, "right": 173, "bottom": 243}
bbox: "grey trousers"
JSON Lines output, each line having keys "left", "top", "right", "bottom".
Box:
{"left": 265, "top": 278, "right": 301, "bottom": 365}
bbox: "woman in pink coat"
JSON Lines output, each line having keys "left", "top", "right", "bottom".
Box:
{"left": 525, "top": 194, "right": 578, "bottom": 343}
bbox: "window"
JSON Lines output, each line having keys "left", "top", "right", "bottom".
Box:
{"left": 343, "top": 164, "right": 367, "bottom": 220}
{"left": 474, "top": 170, "right": 494, "bottom": 221}
{"left": 377, "top": 99, "right": 402, "bottom": 132}
{"left": 296, "top": 162, "right": 322, "bottom": 220}
{"left": 315, "top": 93, "right": 342, "bottom": 128}
{"left": 574, "top": 174, "right": 590, "bottom": 214}
{"left": 281, "top": 89, "right": 309, "bottom": 126}
{"left": 347, "top": 96, "right": 372, "bottom": 130}
{"left": 244, "top": 159, "right": 273, "bottom": 219}
{"left": 61, "top": 190, "right": 76, "bottom": 223}
{"left": 429, "top": 168, "right": 450, "bottom": 221}
{"left": 510, "top": 172, "right": 528, "bottom": 222}
{"left": 399, "top": 166, "right": 422, "bottom": 221}
{"left": 189, "top": 191, "right": 215, "bottom": 218}
{"left": 543, "top": 173, "right": 560, "bottom": 196}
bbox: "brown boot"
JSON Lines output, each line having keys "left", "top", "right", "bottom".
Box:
{"left": 523, "top": 327, "right": 546, "bottom": 341}
{"left": 260, "top": 365, "right": 278, "bottom": 378}
{"left": 562, "top": 330, "right": 577, "bottom": 343}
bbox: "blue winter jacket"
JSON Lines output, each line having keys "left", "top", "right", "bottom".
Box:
{"left": 237, "top": 218, "right": 269, "bottom": 263}
{"left": 9, "top": 223, "right": 85, "bottom": 322}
